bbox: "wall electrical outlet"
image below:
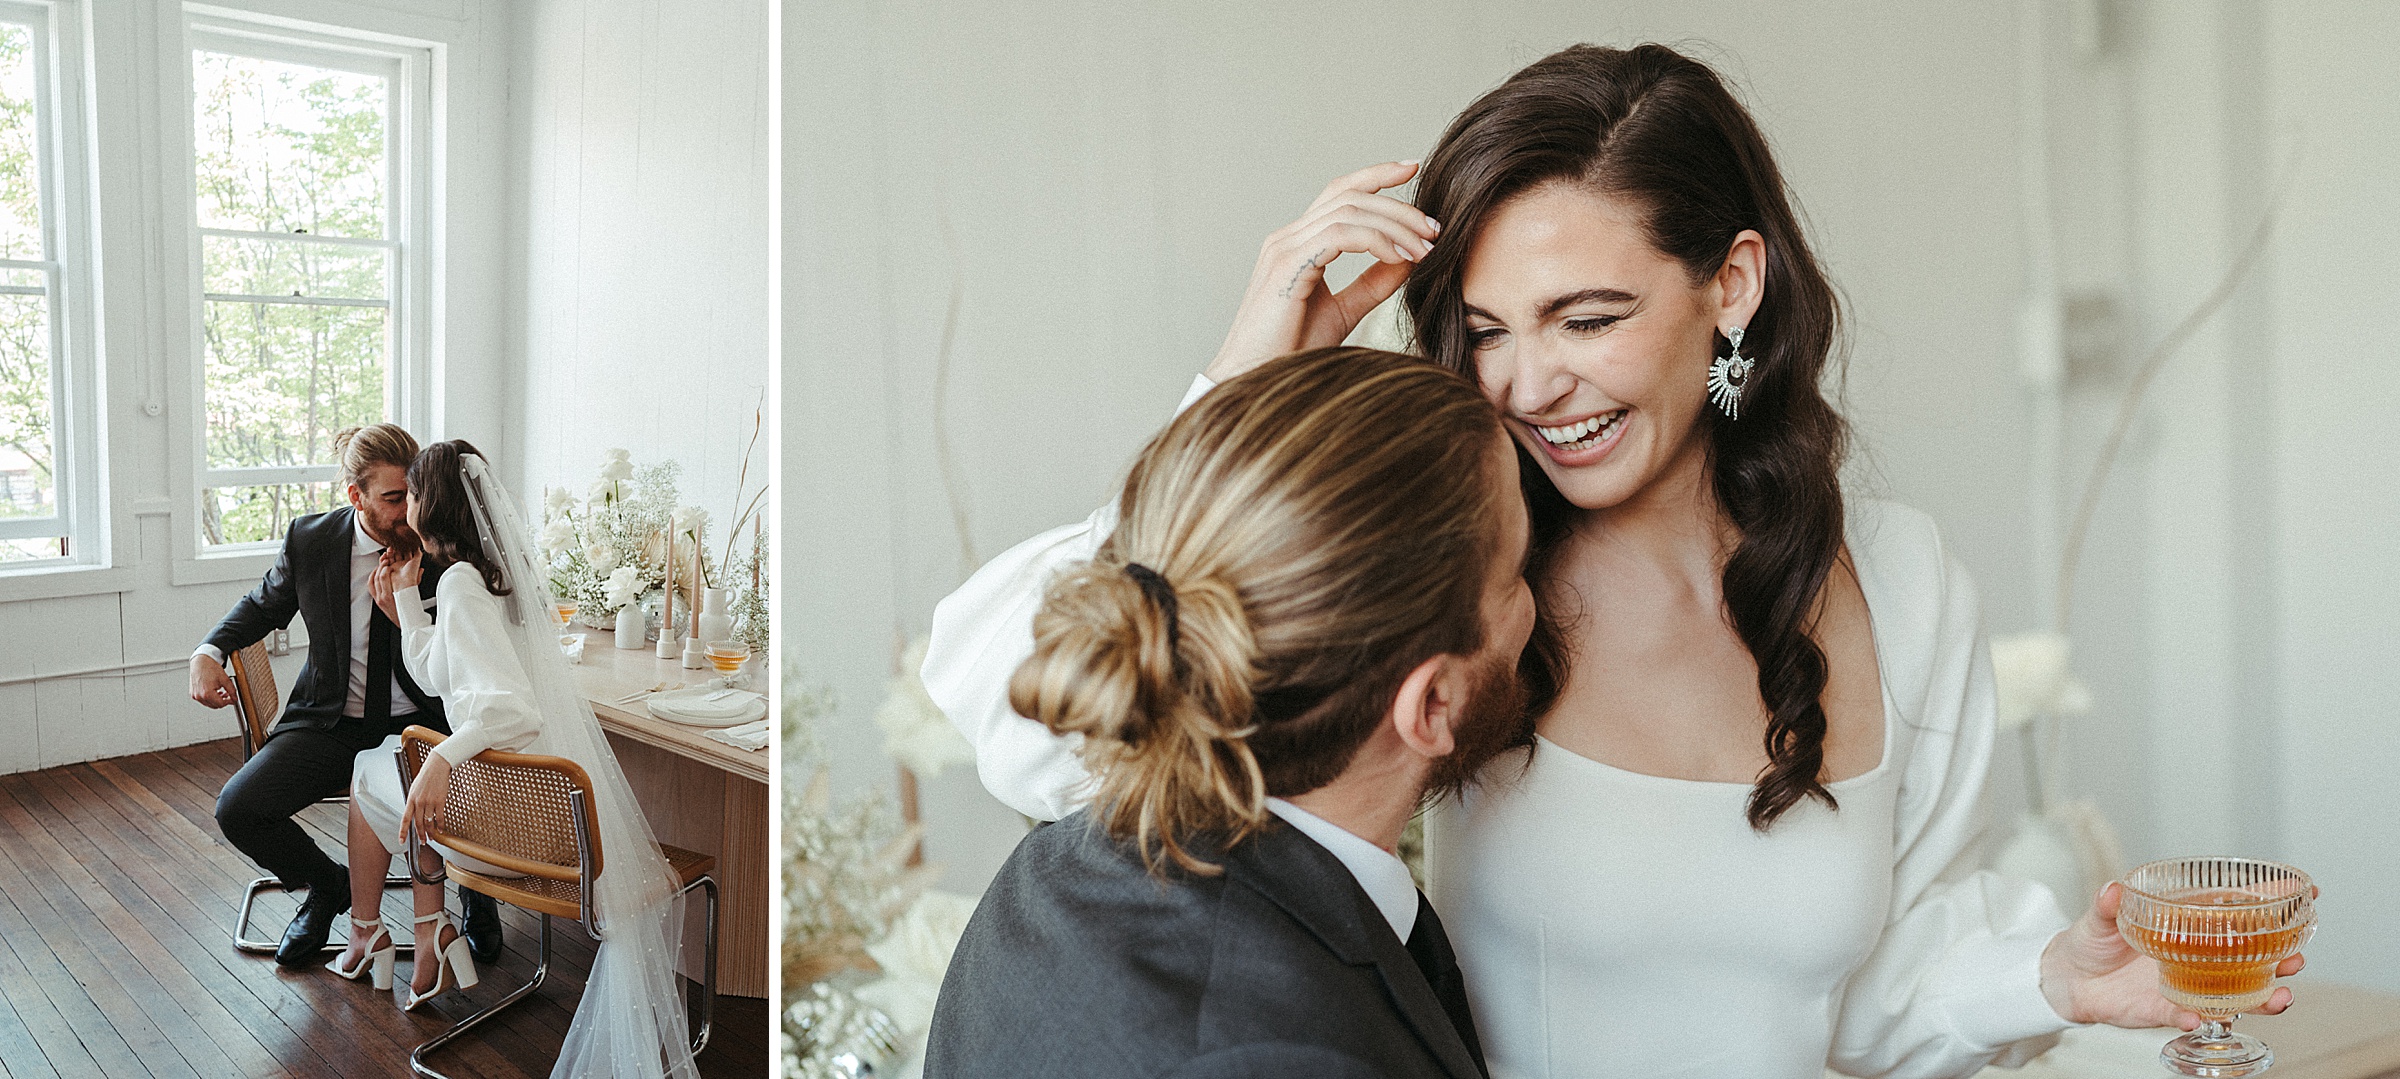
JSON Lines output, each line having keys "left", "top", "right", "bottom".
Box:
{"left": 270, "top": 628, "right": 291, "bottom": 656}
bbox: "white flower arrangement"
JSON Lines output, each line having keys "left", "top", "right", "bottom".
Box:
{"left": 783, "top": 668, "right": 941, "bottom": 1078}
{"left": 852, "top": 889, "right": 978, "bottom": 1072}
{"left": 543, "top": 451, "right": 696, "bottom": 621}
{"left": 1990, "top": 630, "right": 2094, "bottom": 732}
{"left": 730, "top": 521, "right": 770, "bottom": 654}
{"left": 872, "top": 636, "right": 975, "bottom": 781}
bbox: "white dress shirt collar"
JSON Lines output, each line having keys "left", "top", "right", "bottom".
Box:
{"left": 352, "top": 513, "right": 386, "bottom": 557}
{"left": 1265, "top": 797, "right": 1419, "bottom": 944}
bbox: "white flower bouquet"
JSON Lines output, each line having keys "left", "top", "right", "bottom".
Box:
{"left": 542, "top": 450, "right": 703, "bottom": 622}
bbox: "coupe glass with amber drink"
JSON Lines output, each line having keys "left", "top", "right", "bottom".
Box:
{"left": 704, "top": 640, "right": 750, "bottom": 675}
{"left": 2119, "top": 857, "right": 2315, "bottom": 1076}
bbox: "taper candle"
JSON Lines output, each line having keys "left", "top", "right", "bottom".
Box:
{"left": 657, "top": 525, "right": 677, "bottom": 657}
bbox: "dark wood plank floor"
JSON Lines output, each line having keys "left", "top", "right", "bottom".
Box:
{"left": 0, "top": 738, "right": 766, "bottom": 1079}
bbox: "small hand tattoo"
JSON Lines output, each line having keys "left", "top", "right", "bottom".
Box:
{"left": 1278, "top": 248, "right": 1329, "bottom": 299}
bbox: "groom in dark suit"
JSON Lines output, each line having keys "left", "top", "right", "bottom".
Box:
{"left": 925, "top": 360, "right": 1540, "bottom": 1077}
{"left": 926, "top": 590, "right": 1529, "bottom": 1079}
{"left": 190, "top": 423, "right": 501, "bottom": 968}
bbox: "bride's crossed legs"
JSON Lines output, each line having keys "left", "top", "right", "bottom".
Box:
{"left": 334, "top": 798, "right": 459, "bottom": 996}
{"left": 337, "top": 734, "right": 501, "bottom": 999}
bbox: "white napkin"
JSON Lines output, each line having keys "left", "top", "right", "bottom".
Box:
{"left": 704, "top": 718, "right": 769, "bottom": 751}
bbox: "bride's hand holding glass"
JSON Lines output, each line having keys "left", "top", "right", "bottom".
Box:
{"left": 1206, "top": 160, "right": 1441, "bottom": 384}
{"left": 2037, "top": 881, "right": 2305, "bottom": 1030}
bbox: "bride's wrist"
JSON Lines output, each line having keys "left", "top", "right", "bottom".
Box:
{"left": 2036, "top": 929, "right": 2082, "bottom": 1023}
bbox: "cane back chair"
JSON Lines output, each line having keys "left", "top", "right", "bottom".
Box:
{"left": 224, "top": 640, "right": 413, "bottom": 955}
{"left": 397, "top": 725, "right": 717, "bottom": 1078}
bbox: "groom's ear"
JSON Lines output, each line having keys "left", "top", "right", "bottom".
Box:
{"left": 1386, "top": 654, "right": 1463, "bottom": 763}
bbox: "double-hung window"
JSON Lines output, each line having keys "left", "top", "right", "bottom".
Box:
{"left": 187, "top": 19, "right": 428, "bottom": 551}
{"left": 0, "top": 1, "right": 95, "bottom": 568}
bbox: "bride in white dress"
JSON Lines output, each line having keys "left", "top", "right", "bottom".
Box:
{"left": 340, "top": 439, "right": 703, "bottom": 1079}
{"left": 919, "top": 43, "right": 2302, "bottom": 1079}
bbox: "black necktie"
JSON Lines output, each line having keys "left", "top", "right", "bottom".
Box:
{"left": 1406, "top": 890, "right": 1486, "bottom": 1073}
{"left": 365, "top": 606, "right": 395, "bottom": 725}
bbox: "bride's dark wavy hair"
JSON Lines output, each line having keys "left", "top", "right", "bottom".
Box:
{"left": 407, "top": 439, "right": 513, "bottom": 598}
{"left": 1403, "top": 43, "right": 1849, "bottom": 830}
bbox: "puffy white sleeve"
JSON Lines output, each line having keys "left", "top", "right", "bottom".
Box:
{"left": 1828, "top": 511, "right": 2075, "bottom": 1078}
{"left": 401, "top": 571, "right": 544, "bottom": 767}
{"left": 920, "top": 373, "right": 1216, "bottom": 821}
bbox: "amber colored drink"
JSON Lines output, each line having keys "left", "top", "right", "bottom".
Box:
{"left": 2121, "top": 889, "right": 2308, "bottom": 1015}
{"left": 705, "top": 643, "right": 748, "bottom": 673}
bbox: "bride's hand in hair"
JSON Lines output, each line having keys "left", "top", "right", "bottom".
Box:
{"left": 1206, "top": 160, "right": 1441, "bottom": 384}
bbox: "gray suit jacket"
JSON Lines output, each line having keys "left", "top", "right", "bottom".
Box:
{"left": 925, "top": 810, "right": 1486, "bottom": 1079}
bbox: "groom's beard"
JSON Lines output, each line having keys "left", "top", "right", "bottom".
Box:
{"left": 1420, "top": 648, "right": 1533, "bottom": 804}
{"left": 364, "top": 515, "right": 421, "bottom": 560}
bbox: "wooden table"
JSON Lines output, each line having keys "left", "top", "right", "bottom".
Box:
{"left": 1969, "top": 982, "right": 2400, "bottom": 1079}
{"left": 571, "top": 628, "right": 769, "bottom": 998}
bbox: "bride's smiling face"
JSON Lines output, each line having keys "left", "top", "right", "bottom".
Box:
{"left": 1459, "top": 182, "right": 1762, "bottom": 511}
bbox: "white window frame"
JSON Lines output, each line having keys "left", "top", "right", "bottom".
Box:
{"left": 171, "top": 8, "right": 433, "bottom": 582}
{"left": 0, "top": 0, "right": 104, "bottom": 582}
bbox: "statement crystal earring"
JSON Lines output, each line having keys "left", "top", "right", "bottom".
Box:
{"left": 1707, "top": 326, "right": 1754, "bottom": 420}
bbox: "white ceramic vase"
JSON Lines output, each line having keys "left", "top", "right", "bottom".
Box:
{"left": 697, "top": 587, "right": 735, "bottom": 646}
{"left": 614, "top": 604, "right": 646, "bottom": 649}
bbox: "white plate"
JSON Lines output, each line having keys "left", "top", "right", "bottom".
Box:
{"left": 647, "top": 694, "right": 768, "bottom": 728}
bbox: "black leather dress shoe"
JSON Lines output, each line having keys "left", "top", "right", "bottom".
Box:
{"left": 460, "top": 887, "right": 503, "bottom": 965}
{"left": 274, "top": 876, "right": 351, "bottom": 969}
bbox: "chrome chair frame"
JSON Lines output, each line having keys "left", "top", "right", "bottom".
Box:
{"left": 224, "top": 642, "right": 413, "bottom": 956}
{"left": 401, "top": 744, "right": 718, "bottom": 1078}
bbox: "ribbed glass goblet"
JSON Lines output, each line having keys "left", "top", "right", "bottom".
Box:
{"left": 2118, "top": 857, "right": 2315, "bottom": 1077}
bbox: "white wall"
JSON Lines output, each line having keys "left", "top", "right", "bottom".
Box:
{"left": 2023, "top": 0, "right": 2400, "bottom": 992}
{"left": 2255, "top": 0, "right": 2400, "bottom": 991}
{"left": 790, "top": 0, "right": 2046, "bottom": 896}
{"left": 503, "top": 0, "right": 768, "bottom": 540}
{"left": 0, "top": 0, "right": 511, "bottom": 771}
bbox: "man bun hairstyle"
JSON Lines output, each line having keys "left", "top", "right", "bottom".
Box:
{"left": 1009, "top": 347, "right": 1518, "bottom": 876}
{"left": 332, "top": 423, "right": 420, "bottom": 490}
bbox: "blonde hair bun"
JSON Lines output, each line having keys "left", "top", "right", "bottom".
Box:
{"left": 1008, "top": 347, "right": 1510, "bottom": 875}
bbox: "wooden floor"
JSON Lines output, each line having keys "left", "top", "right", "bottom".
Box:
{"left": 0, "top": 738, "right": 766, "bottom": 1079}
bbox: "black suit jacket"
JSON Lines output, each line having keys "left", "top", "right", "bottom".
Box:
{"left": 925, "top": 810, "right": 1487, "bottom": 1079}
{"left": 203, "top": 507, "right": 449, "bottom": 736}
